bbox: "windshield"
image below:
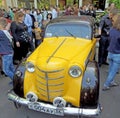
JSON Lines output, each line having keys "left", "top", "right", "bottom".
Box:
{"left": 45, "top": 23, "right": 92, "bottom": 39}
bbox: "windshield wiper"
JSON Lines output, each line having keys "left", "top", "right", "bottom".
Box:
{"left": 54, "top": 34, "right": 59, "bottom": 38}
{"left": 65, "top": 29, "right": 76, "bottom": 38}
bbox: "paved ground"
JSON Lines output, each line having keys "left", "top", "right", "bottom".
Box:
{"left": 0, "top": 65, "right": 120, "bottom": 118}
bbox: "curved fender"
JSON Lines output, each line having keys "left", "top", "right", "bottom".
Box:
{"left": 13, "top": 63, "right": 26, "bottom": 97}
{"left": 80, "top": 61, "right": 100, "bottom": 108}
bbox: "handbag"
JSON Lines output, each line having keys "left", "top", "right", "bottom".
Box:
{"left": 20, "top": 31, "right": 30, "bottom": 43}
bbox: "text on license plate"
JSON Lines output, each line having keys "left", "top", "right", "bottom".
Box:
{"left": 28, "top": 102, "right": 64, "bottom": 116}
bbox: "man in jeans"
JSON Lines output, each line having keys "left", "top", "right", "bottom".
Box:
{"left": 0, "top": 17, "right": 15, "bottom": 83}
{"left": 102, "top": 14, "right": 120, "bottom": 91}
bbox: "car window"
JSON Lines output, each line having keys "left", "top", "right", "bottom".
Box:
{"left": 45, "top": 23, "right": 92, "bottom": 39}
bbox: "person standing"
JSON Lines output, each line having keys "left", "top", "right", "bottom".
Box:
{"left": 0, "top": 10, "right": 11, "bottom": 76}
{"left": 42, "top": 7, "right": 48, "bottom": 21}
{"left": 87, "top": 4, "right": 96, "bottom": 18}
{"left": 64, "top": 5, "right": 73, "bottom": 15}
{"left": 8, "top": 6, "right": 14, "bottom": 21}
{"left": 10, "top": 11, "right": 29, "bottom": 64}
{"left": 41, "top": 13, "right": 52, "bottom": 39}
{"left": 24, "top": 8, "right": 35, "bottom": 52}
{"left": 36, "top": 9, "right": 43, "bottom": 28}
{"left": 42, "top": 13, "right": 52, "bottom": 27}
{"left": 0, "top": 17, "right": 15, "bottom": 82}
{"left": 103, "top": 14, "right": 120, "bottom": 91}
{"left": 32, "top": 22, "right": 42, "bottom": 48}
{"left": 79, "top": 5, "right": 88, "bottom": 15}
{"left": 98, "top": 8, "right": 117, "bottom": 67}
{"left": 50, "top": 5, "right": 58, "bottom": 19}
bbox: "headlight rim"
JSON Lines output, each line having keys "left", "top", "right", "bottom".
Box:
{"left": 68, "top": 65, "right": 82, "bottom": 78}
{"left": 26, "top": 62, "right": 35, "bottom": 73}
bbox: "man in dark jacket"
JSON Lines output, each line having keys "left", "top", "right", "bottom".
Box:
{"left": 98, "top": 8, "right": 117, "bottom": 67}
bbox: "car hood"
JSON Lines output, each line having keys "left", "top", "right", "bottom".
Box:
{"left": 30, "top": 37, "right": 94, "bottom": 62}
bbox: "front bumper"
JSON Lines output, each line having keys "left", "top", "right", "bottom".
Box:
{"left": 8, "top": 90, "right": 102, "bottom": 117}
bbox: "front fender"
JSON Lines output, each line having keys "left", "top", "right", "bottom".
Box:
{"left": 80, "top": 61, "right": 100, "bottom": 108}
{"left": 13, "top": 62, "right": 26, "bottom": 97}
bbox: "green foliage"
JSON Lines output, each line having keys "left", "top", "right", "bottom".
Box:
{"left": 95, "top": 11, "right": 105, "bottom": 26}
{"left": 37, "top": 0, "right": 50, "bottom": 10}
{"left": 67, "top": 0, "right": 74, "bottom": 5}
{"left": 109, "top": 0, "right": 120, "bottom": 8}
{"left": 0, "top": 0, "right": 2, "bottom": 6}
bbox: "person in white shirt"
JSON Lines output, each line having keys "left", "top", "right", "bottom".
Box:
{"left": 50, "top": 5, "right": 58, "bottom": 19}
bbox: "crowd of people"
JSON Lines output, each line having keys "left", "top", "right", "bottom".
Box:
{"left": 0, "top": 3, "right": 120, "bottom": 91}
{"left": 0, "top": 6, "right": 59, "bottom": 85}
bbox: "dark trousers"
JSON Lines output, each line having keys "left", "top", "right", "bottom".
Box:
{"left": 13, "top": 41, "right": 29, "bottom": 61}
{"left": 98, "top": 36, "right": 109, "bottom": 65}
{"left": 28, "top": 32, "right": 35, "bottom": 52}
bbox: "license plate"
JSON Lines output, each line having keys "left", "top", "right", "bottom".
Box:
{"left": 28, "top": 102, "right": 64, "bottom": 116}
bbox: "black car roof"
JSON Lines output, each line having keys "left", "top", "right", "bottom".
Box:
{"left": 48, "top": 15, "right": 95, "bottom": 26}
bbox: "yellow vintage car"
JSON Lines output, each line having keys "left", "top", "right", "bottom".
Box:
{"left": 8, "top": 15, "right": 101, "bottom": 117}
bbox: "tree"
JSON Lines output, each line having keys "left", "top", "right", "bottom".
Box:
{"left": 25, "top": 0, "right": 31, "bottom": 8}
{"left": 109, "top": 0, "right": 120, "bottom": 8}
{"left": 0, "top": 0, "right": 2, "bottom": 7}
{"left": 37, "top": 0, "right": 50, "bottom": 9}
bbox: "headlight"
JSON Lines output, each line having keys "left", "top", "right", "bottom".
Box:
{"left": 26, "top": 62, "right": 35, "bottom": 72}
{"left": 69, "top": 66, "right": 82, "bottom": 78}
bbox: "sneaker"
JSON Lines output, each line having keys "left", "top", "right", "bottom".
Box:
{"left": 103, "top": 62, "right": 109, "bottom": 65}
{"left": 102, "top": 86, "right": 110, "bottom": 91}
{"left": 117, "top": 71, "right": 119, "bottom": 74}
{"left": 110, "top": 82, "right": 119, "bottom": 87}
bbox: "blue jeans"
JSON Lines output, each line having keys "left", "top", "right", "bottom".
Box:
{"left": 2, "top": 54, "right": 15, "bottom": 80}
{"left": 104, "top": 52, "right": 120, "bottom": 87}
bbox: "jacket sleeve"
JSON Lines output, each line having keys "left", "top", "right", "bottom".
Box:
{"left": 99, "top": 16, "right": 105, "bottom": 30}
{"left": 10, "top": 22, "right": 19, "bottom": 42}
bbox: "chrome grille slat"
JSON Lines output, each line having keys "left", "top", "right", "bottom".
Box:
{"left": 40, "top": 93, "right": 47, "bottom": 97}
{"left": 48, "top": 83, "right": 64, "bottom": 86}
{"left": 36, "top": 73, "right": 64, "bottom": 80}
{"left": 38, "top": 87, "right": 47, "bottom": 92}
{"left": 36, "top": 66, "right": 64, "bottom": 73}
{"left": 45, "top": 73, "right": 49, "bottom": 100}
{"left": 36, "top": 74, "right": 45, "bottom": 80}
{"left": 36, "top": 66, "right": 64, "bottom": 101}
{"left": 49, "top": 90, "right": 64, "bottom": 93}
{"left": 37, "top": 79, "right": 64, "bottom": 86}
{"left": 49, "top": 94, "right": 63, "bottom": 99}
{"left": 36, "top": 79, "right": 46, "bottom": 86}
{"left": 40, "top": 93, "right": 63, "bottom": 99}
{"left": 37, "top": 80, "right": 64, "bottom": 86}
{"left": 45, "top": 76, "right": 64, "bottom": 80}
{"left": 38, "top": 87, "right": 64, "bottom": 93}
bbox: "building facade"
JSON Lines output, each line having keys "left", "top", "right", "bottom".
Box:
{"left": 1, "top": 0, "right": 109, "bottom": 10}
{"left": 1, "top": 0, "right": 18, "bottom": 9}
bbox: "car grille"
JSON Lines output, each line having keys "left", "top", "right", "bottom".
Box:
{"left": 35, "top": 66, "right": 65, "bottom": 101}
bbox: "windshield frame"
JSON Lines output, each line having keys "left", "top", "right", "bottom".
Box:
{"left": 44, "top": 22, "right": 92, "bottom": 40}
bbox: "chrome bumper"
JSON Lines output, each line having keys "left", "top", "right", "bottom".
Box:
{"left": 8, "top": 90, "right": 102, "bottom": 117}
